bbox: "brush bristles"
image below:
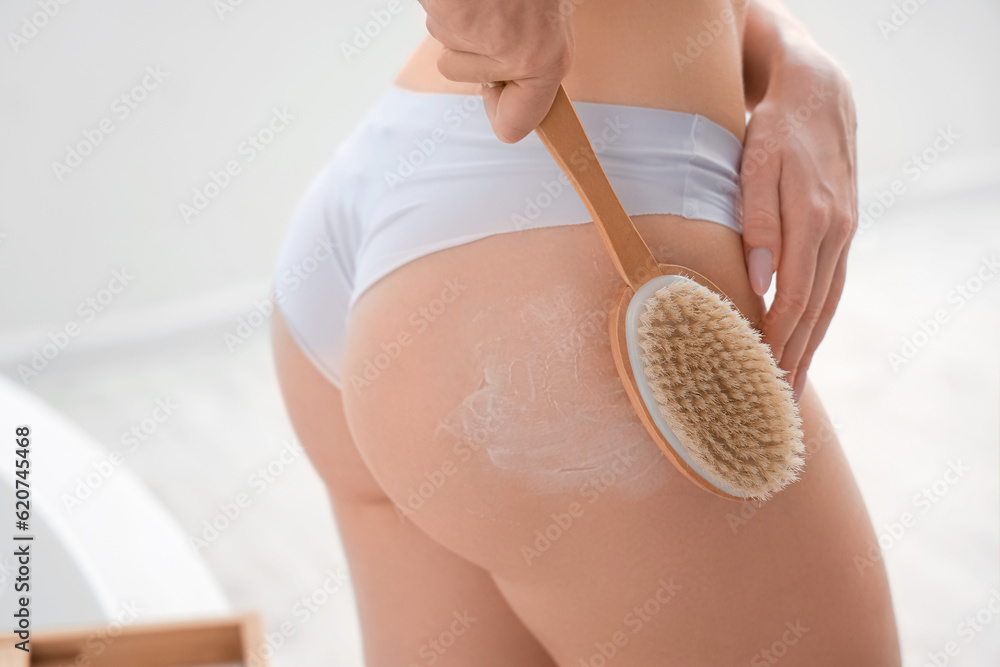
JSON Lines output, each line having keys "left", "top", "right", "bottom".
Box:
{"left": 637, "top": 280, "right": 804, "bottom": 499}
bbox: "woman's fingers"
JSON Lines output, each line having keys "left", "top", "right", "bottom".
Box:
{"left": 435, "top": 46, "right": 504, "bottom": 84}
{"left": 795, "top": 249, "right": 849, "bottom": 392}
{"left": 762, "top": 219, "right": 819, "bottom": 379}
{"left": 487, "top": 79, "right": 563, "bottom": 143}
{"left": 436, "top": 47, "right": 562, "bottom": 142}
{"left": 777, "top": 234, "right": 843, "bottom": 397}
{"left": 739, "top": 122, "right": 783, "bottom": 300}
{"left": 436, "top": 46, "right": 565, "bottom": 142}
{"left": 421, "top": 0, "right": 574, "bottom": 143}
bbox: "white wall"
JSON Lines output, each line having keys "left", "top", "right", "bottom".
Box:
{"left": 0, "top": 0, "right": 427, "bottom": 359}
{"left": 786, "top": 0, "right": 1000, "bottom": 187}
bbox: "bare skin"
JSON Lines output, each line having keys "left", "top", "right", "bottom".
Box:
{"left": 272, "top": 1, "right": 899, "bottom": 664}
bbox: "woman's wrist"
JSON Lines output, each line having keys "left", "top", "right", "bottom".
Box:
{"left": 765, "top": 41, "right": 850, "bottom": 107}
{"left": 743, "top": 0, "right": 844, "bottom": 110}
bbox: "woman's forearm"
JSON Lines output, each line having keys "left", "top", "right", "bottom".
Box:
{"left": 742, "top": 0, "right": 827, "bottom": 109}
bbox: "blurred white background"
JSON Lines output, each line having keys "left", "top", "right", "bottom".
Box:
{"left": 0, "top": 0, "right": 997, "bottom": 665}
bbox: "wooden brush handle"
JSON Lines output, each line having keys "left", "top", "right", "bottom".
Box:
{"left": 535, "top": 85, "right": 658, "bottom": 290}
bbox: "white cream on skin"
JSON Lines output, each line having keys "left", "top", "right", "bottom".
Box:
{"left": 434, "top": 285, "right": 670, "bottom": 498}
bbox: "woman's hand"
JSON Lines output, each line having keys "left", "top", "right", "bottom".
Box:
{"left": 418, "top": 0, "right": 575, "bottom": 143}
{"left": 740, "top": 41, "right": 858, "bottom": 399}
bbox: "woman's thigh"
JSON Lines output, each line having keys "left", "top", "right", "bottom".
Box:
{"left": 341, "top": 215, "right": 901, "bottom": 666}
{"left": 271, "top": 309, "right": 558, "bottom": 667}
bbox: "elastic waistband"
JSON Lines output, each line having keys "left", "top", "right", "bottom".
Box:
{"left": 371, "top": 85, "right": 744, "bottom": 164}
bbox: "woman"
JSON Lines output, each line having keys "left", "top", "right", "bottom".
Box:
{"left": 272, "top": 0, "right": 901, "bottom": 663}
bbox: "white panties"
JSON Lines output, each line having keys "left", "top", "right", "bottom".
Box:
{"left": 272, "top": 86, "right": 744, "bottom": 387}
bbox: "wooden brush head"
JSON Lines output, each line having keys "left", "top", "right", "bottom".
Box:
{"left": 636, "top": 279, "right": 805, "bottom": 499}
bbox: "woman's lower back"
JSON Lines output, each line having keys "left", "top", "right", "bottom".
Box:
{"left": 395, "top": 0, "right": 750, "bottom": 140}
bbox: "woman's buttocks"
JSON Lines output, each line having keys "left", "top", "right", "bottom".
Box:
{"left": 342, "top": 220, "right": 764, "bottom": 578}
